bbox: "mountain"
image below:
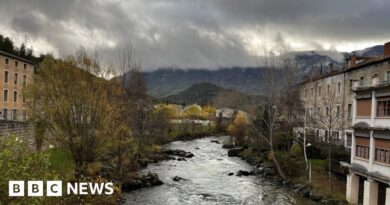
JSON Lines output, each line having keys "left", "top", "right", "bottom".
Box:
{"left": 143, "top": 44, "right": 385, "bottom": 98}
{"left": 162, "top": 82, "right": 260, "bottom": 106}
{"left": 145, "top": 67, "right": 272, "bottom": 97}
{"left": 358, "top": 45, "right": 384, "bottom": 57}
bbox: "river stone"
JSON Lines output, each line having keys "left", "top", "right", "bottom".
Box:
{"left": 177, "top": 157, "right": 186, "bottom": 161}
{"left": 309, "top": 191, "right": 323, "bottom": 202}
{"left": 184, "top": 152, "right": 194, "bottom": 158}
{"left": 227, "top": 148, "right": 244, "bottom": 157}
{"left": 162, "top": 149, "right": 195, "bottom": 158}
{"left": 253, "top": 168, "right": 263, "bottom": 176}
{"left": 298, "top": 188, "right": 310, "bottom": 197}
{"left": 236, "top": 170, "right": 253, "bottom": 176}
{"left": 121, "top": 172, "right": 163, "bottom": 192}
{"left": 228, "top": 172, "right": 234, "bottom": 176}
{"left": 173, "top": 176, "right": 185, "bottom": 182}
{"left": 210, "top": 140, "right": 221, "bottom": 144}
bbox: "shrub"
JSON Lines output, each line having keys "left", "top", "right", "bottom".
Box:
{"left": 290, "top": 143, "right": 303, "bottom": 158}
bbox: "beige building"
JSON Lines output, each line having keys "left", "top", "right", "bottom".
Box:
{"left": 296, "top": 41, "right": 390, "bottom": 148}
{"left": 0, "top": 51, "right": 34, "bottom": 121}
{"left": 345, "top": 81, "right": 390, "bottom": 205}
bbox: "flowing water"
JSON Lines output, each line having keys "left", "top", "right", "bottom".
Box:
{"left": 123, "top": 136, "right": 317, "bottom": 205}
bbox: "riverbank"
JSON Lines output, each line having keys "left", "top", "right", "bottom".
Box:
{"left": 224, "top": 138, "right": 348, "bottom": 205}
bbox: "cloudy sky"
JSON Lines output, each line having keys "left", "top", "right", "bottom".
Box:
{"left": 1, "top": 0, "right": 390, "bottom": 70}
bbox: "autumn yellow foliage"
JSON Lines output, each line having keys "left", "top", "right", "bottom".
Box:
{"left": 228, "top": 111, "right": 249, "bottom": 145}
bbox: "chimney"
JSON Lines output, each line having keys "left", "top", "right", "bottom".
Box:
{"left": 329, "top": 63, "right": 333, "bottom": 72}
{"left": 350, "top": 51, "right": 357, "bottom": 67}
{"left": 384, "top": 42, "right": 390, "bottom": 57}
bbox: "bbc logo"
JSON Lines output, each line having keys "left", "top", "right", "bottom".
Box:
{"left": 9, "top": 181, "right": 62, "bottom": 197}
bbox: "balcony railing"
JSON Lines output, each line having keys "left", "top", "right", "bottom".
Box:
{"left": 352, "top": 77, "right": 390, "bottom": 90}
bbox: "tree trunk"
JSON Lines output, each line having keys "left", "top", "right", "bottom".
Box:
{"left": 328, "top": 128, "right": 333, "bottom": 193}
{"left": 303, "top": 110, "right": 308, "bottom": 171}
{"left": 271, "top": 147, "right": 287, "bottom": 180}
{"left": 270, "top": 128, "right": 287, "bottom": 180}
{"left": 117, "top": 146, "right": 123, "bottom": 177}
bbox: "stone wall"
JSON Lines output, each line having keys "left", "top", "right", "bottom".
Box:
{"left": 0, "top": 121, "right": 53, "bottom": 153}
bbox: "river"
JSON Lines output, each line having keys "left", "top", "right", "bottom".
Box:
{"left": 123, "top": 136, "right": 317, "bottom": 205}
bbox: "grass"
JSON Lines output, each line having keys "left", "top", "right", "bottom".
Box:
{"left": 292, "top": 159, "right": 346, "bottom": 200}
{"left": 45, "top": 148, "right": 75, "bottom": 177}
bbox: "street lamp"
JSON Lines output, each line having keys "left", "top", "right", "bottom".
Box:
{"left": 306, "top": 143, "right": 312, "bottom": 183}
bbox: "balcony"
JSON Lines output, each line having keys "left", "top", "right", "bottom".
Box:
{"left": 352, "top": 77, "right": 390, "bottom": 91}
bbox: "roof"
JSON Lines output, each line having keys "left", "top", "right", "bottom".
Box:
{"left": 297, "top": 55, "right": 390, "bottom": 86}
{"left": 0, "top": 50, "right": 35, "bottom": 64}
{"left": 345, "top": 55, "right": 390, "bottom": 72}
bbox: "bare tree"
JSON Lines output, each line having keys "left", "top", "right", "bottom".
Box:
{"left": 314, "top": 85, "right": 344, "bottom": 192}
{"left": 250, "top": 51, "right": 289, "bottom": 180}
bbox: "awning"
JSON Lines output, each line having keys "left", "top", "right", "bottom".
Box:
{"left": 373, "top": 130, "right": 390, "bottom": 140}
{"left": 354, "top": 130, "right": 370, "bottom": 137}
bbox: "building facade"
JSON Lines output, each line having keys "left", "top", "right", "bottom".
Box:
{"left": 296, "top": 42, "right": 390, "bottom": 148}
{"left": 0, "top": 51, "right": 34, "bottom": 121}
{"left": 345, "top": 81, "right": 390, "bottom": 205}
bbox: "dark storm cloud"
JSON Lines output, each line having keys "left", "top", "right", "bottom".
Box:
{"left": 0, "top": 0, "right": 389, "bottom": 70}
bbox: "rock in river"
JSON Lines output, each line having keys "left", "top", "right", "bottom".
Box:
{"left": 236, "top": 170, "right": 253, "bottom": 177}
{"left": 162, "top": 149, "right": 194, "bottom": 158}
{"left": 121, "top": 172, "right": 163, "bottom": 192}
{"left": 227, "top": 148, "right": 244, "bottom": 157}
{"left": 173, "top": 176, "right": 186, "bottom": 182}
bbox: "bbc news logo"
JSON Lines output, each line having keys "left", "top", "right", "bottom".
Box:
{"left": 8, "top": 181, "right": 114, "bottom": 196}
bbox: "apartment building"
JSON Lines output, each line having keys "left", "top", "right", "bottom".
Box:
{"left": 345, "top": 81, "right": 390, "bottom": 205}
{"left": 0, "top": 51, "right": 34, "bottom": 121}
{"left": 296, "top": 41, "right": 390, "bottom": 147}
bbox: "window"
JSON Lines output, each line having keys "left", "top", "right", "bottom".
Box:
{"left": 15, "top": 61, "right": 18, "bottom": 67}
{"left": 14, "top": 73, "right": 18, "bottom": 84}
{"left": 325, "top": 130, "right": 329, "bottom": 142}
{"left": 377, "top": 98, "right": 390, "bottom": 117}
{"left": 356, "top": 145, "right": 370, "bottom": 159}
{"left": 356, "top": 99, "right": 371, "bottom": 117}
{"left": 5, "top": 58, "right": 9, "bottom": 65}
{"left": 23, "top": 75, "right": 27, "bottom": 86}
{"left": 387, "top": 71, "right": 390, "bottom": 82}
{"left": 327, "top": 84, "right": 330, "bottom": 95}
{"left": 318, "top": 85, "right": 322, "bottom": 97}
{"left": 12, "top": 109, "right": 17, "bottom": 121}
{"left": 326, "top": 106, "right": 329, "bottom": 116}
{"left": 13, "top": 91, "right": 17, "bottom": 103}
{"left": 311, "top": 87, "right": 314, "bottom": 97}
{"left": 332, "top": 131, "right": 339, "bottom": 140}
{"left": 24, "top": 63, "right": 27, "bottom": 69}
{"left": 23, "top": 110, "right": 27, "bottom": 121}
{"left": 375, "top": 139, "right": 390, "bottom": 164}
{"left": 347, "top": 104, "right": 352, "bottom": 119}
{"left": 346, "top": 133, "right": 352, "bottom": 147}
{"left": 337, "top": 82, "right": 341, "bottom": 94}
{"left": 349, "top": 79, "right": 353, "bottom": 92}
{"left": 304, "top": 88, "right": 307, "bottom": 98}
{"left": 375, "top": 149, "right": 390, "bottom": 164}
{"left": 356, "top": 137, "right": 370, "bottom": 159}
{"left": 360, "top": 77, "right": 365, "bottom": 86}
{"left": 3, "top": 90, "right": 8, "bottom": 102}
{"left": 23, "top": 94, "right": 26, "bottom": 103}
{"left": 4, "top": 71, "right": 8, "bottom": 83}
{"left": 3, "top": 109, "right": 8, "bottom": 120}
{"left": 336, "top": 105, "right": 341, "bottom": 118}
